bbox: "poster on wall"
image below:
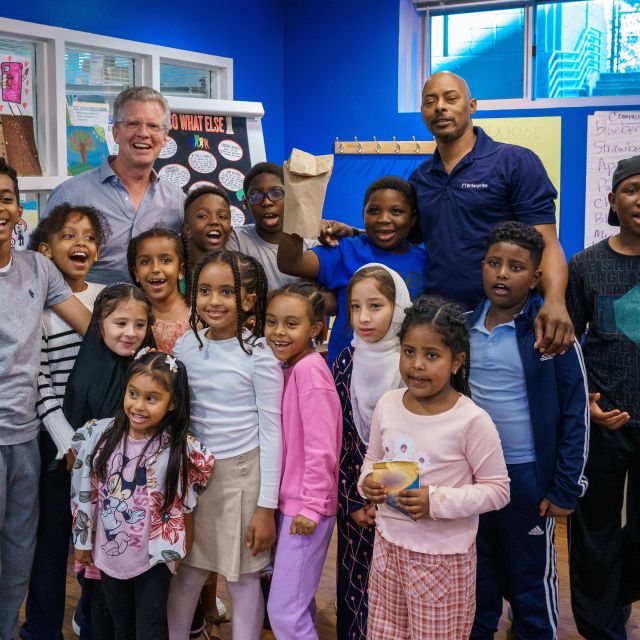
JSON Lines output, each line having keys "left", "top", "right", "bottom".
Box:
{"left": 474, "top": 117, "right": 562, "bottom": 225}
{"left": 65, "top": 98, "right": 118, "bottom": 174}
{"left": 67, "top": 125, "right": 109, "bottom": 176}
{"left": 11, "top": 200, "right": 38, "bottom": 251}
{"left": 0, "top": 54, "right": 33, "bottom": 116}
{"left": 154, "top": 113, "right": 253, "bottom": 226}
{"left": 584, "top": 110, "right": 640, "bottom": 248}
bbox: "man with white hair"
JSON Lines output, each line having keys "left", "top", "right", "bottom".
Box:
{"left": 44, "top": 86, "right": 185, "bottom": 284}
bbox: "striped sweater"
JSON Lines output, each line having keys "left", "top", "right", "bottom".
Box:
{"left": 37, "top": 281, "right": 104, "bottom": 458}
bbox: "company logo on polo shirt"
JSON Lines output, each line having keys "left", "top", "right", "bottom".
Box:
{"left": 460, "top": 182, "right": 489, "bottom": 189}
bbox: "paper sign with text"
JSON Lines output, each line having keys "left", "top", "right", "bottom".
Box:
{"left": 584, "top": 111, "right": 640, "bottom": 247}
{"left": 474, "top": 117, "right": 562, "bottom": 225}
{"left": 154, "top": 113, "right": 253, "bottom": 223}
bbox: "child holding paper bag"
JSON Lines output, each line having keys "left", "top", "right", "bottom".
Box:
{"left": 359, "top": 296, "right": 509, "bottom": 640}
{"left": 282, "top": 148, "right": 334, "bottom": 239}
{"left": 277, "top": 168, "right": 425, "bottom": 366}
{"left": 227, "top": 161, "right": 320, "bottom": 291}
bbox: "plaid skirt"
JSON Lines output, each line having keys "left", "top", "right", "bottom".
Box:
{"left": 367, "top": 533, "right": 477, "bottom": 640}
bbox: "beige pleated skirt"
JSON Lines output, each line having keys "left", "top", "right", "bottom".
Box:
{"left": 184, "top": 446, "right": 271, "bottom": 581}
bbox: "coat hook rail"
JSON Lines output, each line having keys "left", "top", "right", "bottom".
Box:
{"left": 334, "top": 137, "right": 436, "bottom": 155}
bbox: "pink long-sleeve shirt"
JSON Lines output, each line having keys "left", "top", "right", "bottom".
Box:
{"left": 359, "top": 389, "right": 510, "bottom": 555}
{"left": 279, "top": 352, "right": 343, "bottom": 523}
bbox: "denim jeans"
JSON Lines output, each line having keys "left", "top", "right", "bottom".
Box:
{"left": 20, "top": 433, "right": 71, "bottom": 640}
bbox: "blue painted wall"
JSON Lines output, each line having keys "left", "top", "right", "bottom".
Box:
{"left": 2, "top": 0, "right": 638, "bottom": 260}
{"left": 281, "top": 0, "right": 640, "bottom": 260}
{"left": 0, "top": 0, "right": 286, "bottom": 163}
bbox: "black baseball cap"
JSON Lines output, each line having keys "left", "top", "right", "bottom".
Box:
{"left": 608, "top": 155, "right": 640, "bottom": 226}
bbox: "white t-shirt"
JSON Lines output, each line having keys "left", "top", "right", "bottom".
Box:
{"left": 173, "top": 329, "right": 283, "bottom": 508}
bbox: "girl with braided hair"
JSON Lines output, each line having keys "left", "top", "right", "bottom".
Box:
{"left": 263, "top": 282, "right": 342, "bottom": 639}
{"left": 168, "top": 250, "right": 283, "bottom": 640}
{"left": 359, "top": 295, "right": 510, "bottom": 640}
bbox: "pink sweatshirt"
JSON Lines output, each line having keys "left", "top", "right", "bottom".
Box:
{"left": 279, "top": 352, "right": 342, "bottom": 523}
{"left": 359, "top": 389, "right": 510, "bottom": 555}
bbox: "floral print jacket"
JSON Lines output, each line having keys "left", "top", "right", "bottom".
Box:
{"left": 70, "top": 418, "right": 215, "bottom": 566}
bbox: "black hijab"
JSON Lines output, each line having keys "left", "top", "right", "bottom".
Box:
{"left": 63, "top": 284, "right": 155, "bottom": 431}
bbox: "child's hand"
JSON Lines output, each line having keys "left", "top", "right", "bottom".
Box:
{"left": 290, "top": 514, "right": 317, "bottom": 536}
{"left": 64, "top": 450, "right": 76, "bottom": 472}
{"left": 74, "top": 549, "right": 92, "bottom": 566}
{"left": 397, "top": 487, "right": 430, "bottom": 521}
{"left": 318, "top": 220, "right": 354, "bottom": 247}
{"left": 539, "top": 498, "right": 574, "bottom": 518}
{"left": 246, "top": 507, "right": 276, "bottom": 556}
{"left": 362, "top": 474, "right": 386, "bottom": 504}
{"left": 590, "top": 392, "right": 630, "bottom": 430}
{"left": 349, "top": 504, "right": 376, "bottom": 528}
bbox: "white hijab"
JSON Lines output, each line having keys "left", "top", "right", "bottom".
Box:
{"left": 349, "top": 263, "right": 411, "bottom": 445}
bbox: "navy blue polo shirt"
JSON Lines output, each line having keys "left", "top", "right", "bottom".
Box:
{"left": 409, "top": 127, "right": 557, "bottom": 309}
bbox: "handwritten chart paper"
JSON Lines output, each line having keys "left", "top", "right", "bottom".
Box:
{"left": 584, "top": 111, "right": 640, "bottom": 247}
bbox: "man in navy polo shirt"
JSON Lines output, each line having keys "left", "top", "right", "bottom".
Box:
{"left": 409, "top": 71, "right": 573, "bottom": 354}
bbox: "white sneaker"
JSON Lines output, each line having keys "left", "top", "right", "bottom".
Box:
{"left": 216, "top": 596, "right": 226, "bottom": 619}
{"left": 71, "top": 606, "right": 81, "bottom": 637}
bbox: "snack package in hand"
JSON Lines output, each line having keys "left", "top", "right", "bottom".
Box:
{"left": 372, "top": 460, "right": 419, "bottom": 515}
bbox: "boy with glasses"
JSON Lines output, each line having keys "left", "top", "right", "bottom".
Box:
{"left": 227, "top": 162, "right": 319, "bottom": 290}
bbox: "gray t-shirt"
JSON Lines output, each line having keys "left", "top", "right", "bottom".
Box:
{"left": 227, "top": 224, "right": 318, "bottom": 290}
{"left": 0, "top": 251, "right": 72, "bottom": 445}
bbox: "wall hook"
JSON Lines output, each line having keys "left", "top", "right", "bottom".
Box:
{"left": 373, "top": 136, "right": 382, "bottom": 153}
{"left": 393, "top": 136, "right": 401, "bottom": 153}
{"left": 335, "top": 137, "right": 344, "bottom": 153}
{"left": 412, "top": 135, "right": 420, "bottom": 153}
{"left": 354, "top": 136, "right": 363, "bottom": 153}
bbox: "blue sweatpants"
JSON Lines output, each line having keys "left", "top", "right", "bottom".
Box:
{"left": 470, "top": 462, "right": 559, "bottom": 640}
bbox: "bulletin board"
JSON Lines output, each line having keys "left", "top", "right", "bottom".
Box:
{"left": 152, "top": 97, "right": 266, "bottom": 226}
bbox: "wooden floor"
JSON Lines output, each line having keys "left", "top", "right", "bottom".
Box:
{"left": 19, "top": 519, "right": 640, "bottom": 638}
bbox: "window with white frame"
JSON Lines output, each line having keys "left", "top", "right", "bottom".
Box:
{"left": 65, "top": 49, "right": 137, "bottom": 175}
{"left": 0, "top": 16, "right": 233, "bottom": 208}
{"left": 399, "top": 0, "right": 640, "bottom": 109}
{"left": 160, "top": 61, "right": 222, "bottom": 99}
